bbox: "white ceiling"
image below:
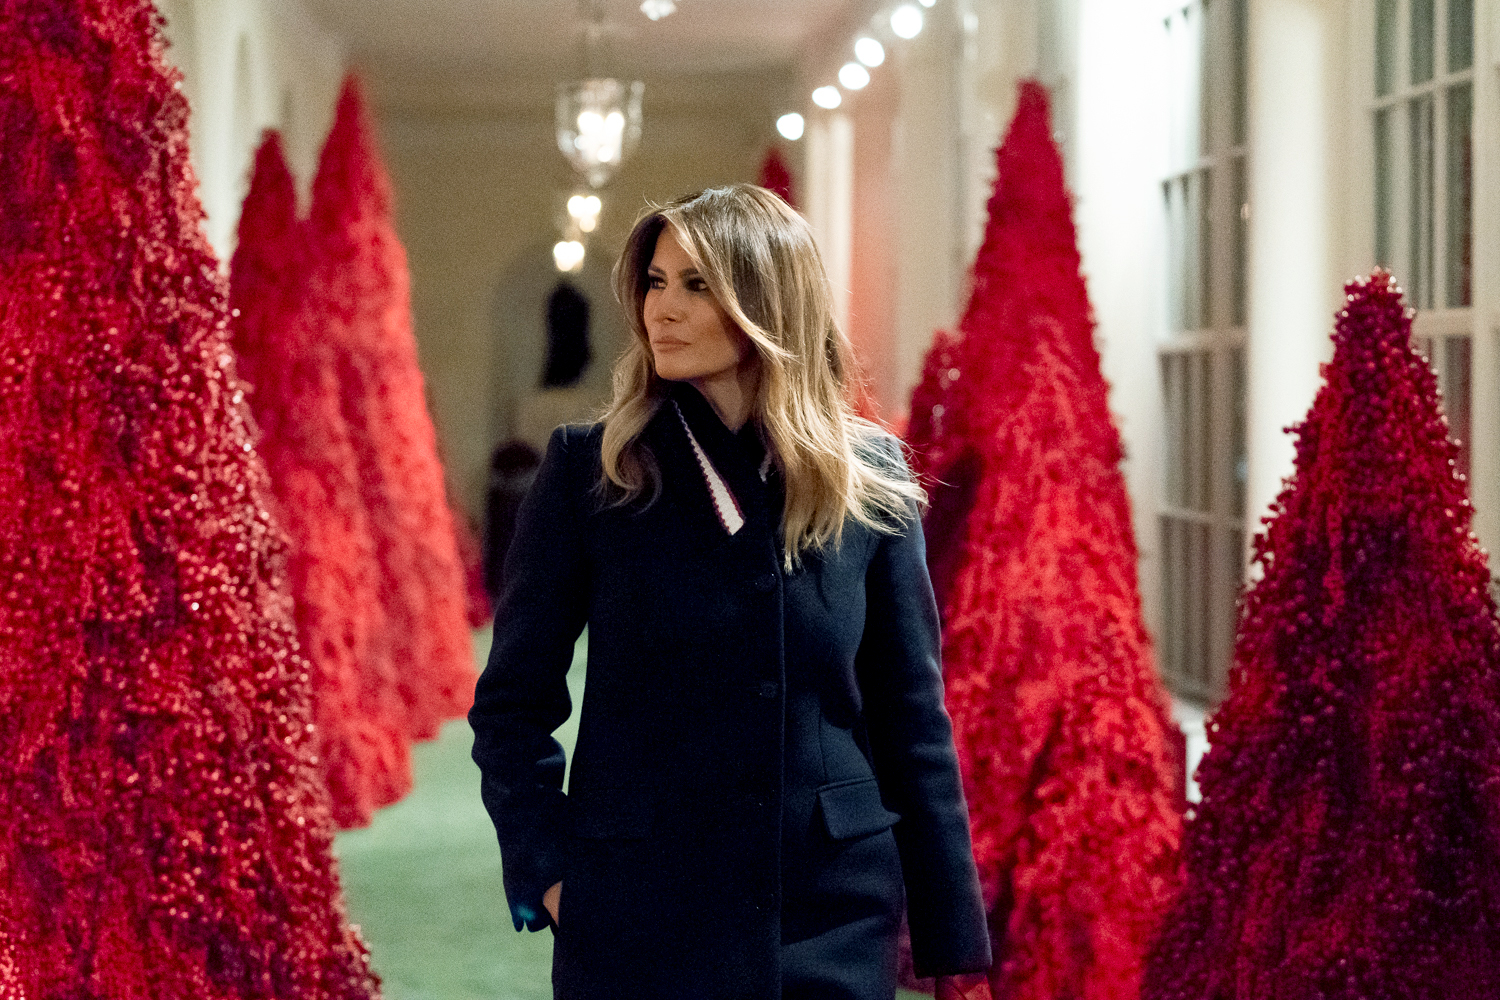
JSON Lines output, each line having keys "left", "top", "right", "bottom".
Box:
{"left": 301, "top": 0, "right": 871, "bottom": 79}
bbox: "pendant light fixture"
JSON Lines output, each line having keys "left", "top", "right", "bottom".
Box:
{"left": 556, "top": 0, "right": 644, "bottom": 190}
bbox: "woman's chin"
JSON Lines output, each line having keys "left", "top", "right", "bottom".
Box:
{"left": 654, "top": 361, "right": 695, "bottom": 383}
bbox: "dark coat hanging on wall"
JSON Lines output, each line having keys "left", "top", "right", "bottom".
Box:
{"left": 541, "top": 282, "right": 591, "bottom": 389}
{"left": 469, "top": 384, "right": 991, "bottom": 998}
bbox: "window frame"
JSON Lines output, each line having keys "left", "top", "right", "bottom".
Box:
{"left": 1369, "top": 0, "right": 1475, "bottom": 473}
{"left": 1158, "top": 0, "right": 1250, "bottom": 705}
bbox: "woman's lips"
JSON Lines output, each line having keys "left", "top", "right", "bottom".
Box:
{"left": 652, "top": 339, "right": 688, "bottom": 350}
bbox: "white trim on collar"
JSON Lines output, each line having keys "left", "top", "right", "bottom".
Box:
{"left": 673, "top": 400, "right": 746, "bottom": 535}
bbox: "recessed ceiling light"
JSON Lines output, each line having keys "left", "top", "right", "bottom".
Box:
{"left": 855, "top": 37, "right": 885, "bottom": 67}
{"left": 811, "top": 86, "right": 842, "bottom": 109}
{"left": 838, "top": 63, "right": 870, "bottom": 90}
{"left": 777, "top": 113, "right": 805, "bottom": 140}
{"left": 553, "top": 240, "right": 585, "bottom": 272}
{"left": 891, "top": 4, "right": 923, "bottom": 38}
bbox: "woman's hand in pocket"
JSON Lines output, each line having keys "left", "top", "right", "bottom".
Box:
{"left": 543, "top": 881, "right": 563, "bottom": 926}
{"left": 935, "top": 974, "right": 991, "bottom": 1000}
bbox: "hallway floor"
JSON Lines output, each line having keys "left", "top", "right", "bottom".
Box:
{"left": 334, "top": 629, "right": 928, "bottom": 999}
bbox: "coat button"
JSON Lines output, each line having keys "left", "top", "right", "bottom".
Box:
{"left": 759, "top": 681, "right": 779, "bottom": 699}
{"left": 752, "top": 573, "right": 776, "bottom": 592}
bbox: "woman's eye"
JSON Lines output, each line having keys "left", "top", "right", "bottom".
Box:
{"left": 686, "top": 279, "right": 708, "bottom": 292}
{"left": 647, "top": 276, "right": 665, "bottom": 289}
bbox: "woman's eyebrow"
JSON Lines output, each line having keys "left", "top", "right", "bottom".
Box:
{"left": 645, "top": 265, "right": 702, "bottom": 279}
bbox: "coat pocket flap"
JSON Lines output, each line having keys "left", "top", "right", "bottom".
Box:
{"left": 572, "top": 788, "right": 654, "bottom": 839}
{"left": 817, "top": 778, "right": 900, "bottom": 840}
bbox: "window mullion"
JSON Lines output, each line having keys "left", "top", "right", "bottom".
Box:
{"left": 1158, "top": 0, "right": 1249, "bottom": 702}
{"left": 1435, "top": 75, "right": 1449, "bottom": 306}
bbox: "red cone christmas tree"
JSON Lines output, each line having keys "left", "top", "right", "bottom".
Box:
{"left": 758, "top": 146, "right": 796, "bottom": 208}
{"left": 0, "top": 3, "right": 377, "bottom": 994}
{"left": 905, "top": 328, "right": 978, "bottom": 612}
{"left": 906, "top": 81, "right": 1182, "bottom": 1000}
{"left": 1143, "top": 271, "right": 1500, "bottom": 999}
{"left": 231, "top": 131, "right": 412, "bottom": 828}
{"left": 305, "top": 77, "right": 474, "bottom": 741}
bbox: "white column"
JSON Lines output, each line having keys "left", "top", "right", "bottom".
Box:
{"left": 1073, "top": 0, "right": 1170, "bottom": 637}
{"left": 1244, "top": 0, "right": 1337, "bottom": 545}
{"left": 804, "top": 112, "right": 855, "bottom": 337}
{"left": 890, "top": 12, "right": 964, "bottom": 407}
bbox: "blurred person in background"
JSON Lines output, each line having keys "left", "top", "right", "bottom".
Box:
{"left": 481, "top": 439, "right": 542, "bottom": 612}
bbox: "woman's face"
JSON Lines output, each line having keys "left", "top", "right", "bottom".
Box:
{"left": 643, "top": 225, "right": 752, "bottom": 385}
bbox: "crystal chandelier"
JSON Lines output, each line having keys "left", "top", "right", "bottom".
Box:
{"left": 556, "top": 1, "right": 644, "bottom": 190}
{"left": 640, "top": 0, "right": 677, "bottom": 20}
{"left": 556, "top": 78, "right": 644, "bottom": 189}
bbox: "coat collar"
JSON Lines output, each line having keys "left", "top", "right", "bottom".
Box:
{"left": 668, "top": 383, "right": 775, "bottom": 513}
{"left": 666, "top": 383, "right": 766, "bottom": 477}
{"left": 643, "top": 383, "right": 780, "bottom": 552}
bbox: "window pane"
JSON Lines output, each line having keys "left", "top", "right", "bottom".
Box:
{"left": 1230, "top": 346, "right": 1247, "bottom": 516}
{"left": 1200, "top": 0, "right": 1216, "bottom": 155}
{"left": 1161, "top": 516, "right": 1185, "bottom": 685}
{"left": 1449, "top": 0, "right": 1474, "bottom": 71}
{"left": 1191, "top": 523, "right": 1213, "bottom": 687}
{"left": 1410, "top": 94, "right": 1435, "bottom": 309}
{"left": 1231, "top": 156, "right": 1248, "bottom": 325}
{"left": 1164, "top": 182, "right": 1176, "bottom": 330}
{"left": 1192, "top": 351, "right": 1213, "bottom": 512}
{"left": 1183, "top": 354, "right": 1201, "bottom": 510}
{"left": 1444, "top": 335, "right": 1472, "bottom": 477}
{"left": 1183, "top": 2, "right": 1206, "bottom": 163}
{"left": 1411, "top": 0, "right": 1435, "bottom": 83}
{"left": 1231, "top": 0, "right": 1248, "bottom": 144}
{"left": 1225, "top": 528, "right": 1244, "bottom": 695}
{"left": 1184, "top": 171, "right": 1206, "bottom": 329}
{"left": 1213, "top": 526, "right": 1240, "bottom": 696}
{"left": 1162, "top": 354, "right": 1186, "bottom": 507}
{"left": 1375, "top": 107, "right": 1393, "bottom": 266}
{"left": 1446, "top": 82, "right": 1473, "bottom": 308}
{"left": 1199, "top": 167, "right": 1214, "bottom": 328}
{"left": 1376, "top": 0, "right": 1398, "bottom": 95}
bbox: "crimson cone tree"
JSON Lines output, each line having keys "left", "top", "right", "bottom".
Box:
{"left": 306, "top": 77, "right": 474, "bottom": 741}
{"left": 906, "top": 81, "right": 1181, "bottom": 1000}
{"left": 758, "top": 146, "right": 796, "bottom": 208}
{"left": 0, "top": 3, "right": 377, "bottom": 995}
{"left": 231, "top": 131, "right": 412, "bottom": 828}
{"left": 1143, "top": 271, "right": 1500, "bottom": 999}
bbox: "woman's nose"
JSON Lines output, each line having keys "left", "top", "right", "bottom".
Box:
{"left": 648, "top": 289, "right": 679, "bottom": 324}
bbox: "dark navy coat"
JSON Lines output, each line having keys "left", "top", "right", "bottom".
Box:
{"left": 469, "top": 384, "right": 990, "bottom": 998}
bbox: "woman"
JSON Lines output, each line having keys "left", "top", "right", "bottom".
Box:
{"left": 470, "top": 184, "right": 991, "bottom": 999}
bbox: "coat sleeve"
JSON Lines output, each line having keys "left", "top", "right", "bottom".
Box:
{"left": 469, "top": 426, "right": 590, "bottom": 932}
{"left": 856, "top": 439, "right": 992, "bottom": 978}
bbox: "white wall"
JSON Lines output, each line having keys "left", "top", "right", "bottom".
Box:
{"left": 1243, "top": 0, "right": 1342, "bottom": 545}
{"left": 1073, "top": 0, "right": 1171, "bottom": 637}
{"left": 156, "top": 0, "right": 348, "bottom": 259}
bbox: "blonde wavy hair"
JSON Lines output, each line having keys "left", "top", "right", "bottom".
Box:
{"left": 602, "top": 183, "right": 924, "bottom": 567}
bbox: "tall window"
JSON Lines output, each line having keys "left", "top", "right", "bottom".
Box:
{"left": 1160, "top": 0, "right": 1248, "bottom": 704}
{"left": 1374, "top": 0, "right": 1473, "bottom": 474}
